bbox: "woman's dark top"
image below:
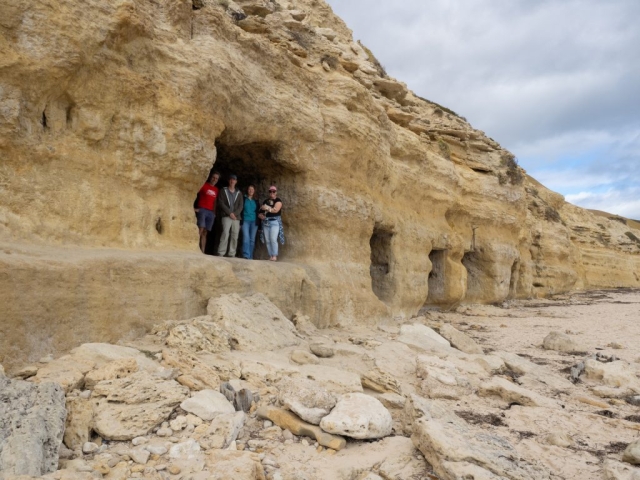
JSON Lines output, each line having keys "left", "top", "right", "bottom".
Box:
{"left": 263, "top": 197, "right": 282, "bottom": 218}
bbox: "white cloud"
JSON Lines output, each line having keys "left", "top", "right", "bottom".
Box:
{"left": 566, "top": 188, "right": 640, "bottom": 219}
{"left": 326, "top": 0, "right": 640, "bottom": 217}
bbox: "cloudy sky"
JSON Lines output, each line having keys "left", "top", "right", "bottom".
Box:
{"left": 326, "top": 0, "right": 640, "bottom": 219}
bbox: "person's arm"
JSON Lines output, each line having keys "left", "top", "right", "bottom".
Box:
{"left": 235, "top": 194, "right": 244, "bottom": 216}
{"left": 270, "top": 201, "right": 283, "bottom": 214}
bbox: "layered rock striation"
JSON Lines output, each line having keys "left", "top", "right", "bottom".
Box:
{"left": 1, "top": 0, "right": 639, "bottom": 367}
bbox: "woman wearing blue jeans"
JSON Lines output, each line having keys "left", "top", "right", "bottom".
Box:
{"left": 241, "top": 185, "right": 259, "bottom": 259}
{"left": 259, "top": 186, "right": 283, "bottom": 261}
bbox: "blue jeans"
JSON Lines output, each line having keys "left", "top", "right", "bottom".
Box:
{"left": 242, "top": 220, "right": 258, "bottom": 259}
{"left": 264, "top": 219, "right": 279, "bottom": 257}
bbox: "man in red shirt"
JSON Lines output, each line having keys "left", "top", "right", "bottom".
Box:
{"left": 195, "top": 171, "right": 220, "bottom": 253}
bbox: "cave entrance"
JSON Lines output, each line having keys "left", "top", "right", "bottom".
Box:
{"left": 426, "top": 249, "right": 447, "bottom": 305}
{"left": 370, "top": 225, "right": 394, "bottom": 304}
{"left": 203, "top": 140, "right": 290, "bottom": 258}
{"left": 462, "top": 251, "right": 483, "bottom": 301}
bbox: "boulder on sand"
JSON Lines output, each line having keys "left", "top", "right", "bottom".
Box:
{"left": 319, "top": 393, "right": 392, "bottom": 439}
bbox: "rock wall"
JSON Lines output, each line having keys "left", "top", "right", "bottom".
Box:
{"left": 1, "top": 0, "right": 639, "bottom": 368}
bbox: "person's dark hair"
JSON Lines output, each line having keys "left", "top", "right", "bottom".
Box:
{"left": 208, "top": 171, "right": 220, "bottom": 182}
{"left": 246, "top": 184, "right": 256, "bottom": 197}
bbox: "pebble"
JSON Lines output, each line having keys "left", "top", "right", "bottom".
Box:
{"left": 146, "top": 445, "right": 168, "bottom": 455}
{"left": 623, "top": 440, "right": 640, "bottom": 465}
{"left": 156, "top": 464, "right": 167, "bottom": 471}
{"left": 301, "top": 439, "right": 310, "bottom": 447}
{"left": 263, "top": 420, "right": 273, "bottom": 428}
{"left": 168, "top": 465, "right": 181, "bottom": 475}
{"left": 131, "top": 465, "right": 145, "bottom": 473}
{"left": 186, "top": 414, "right": 203, "bottom": 427}
{"left": 130, "top": 473, "right": 142, "bottom": 478}
{"left": 82, "top": 442, "right": 99, "bottom": 454}
{"left": 157, "top": 428, "right": 173, "bottom": 437}
{"left": 282, "top": 430, "right": 293, "bottom": 441}
{"left": 130, "top": 449, "right": 150, "bottom": 465}
{"left": 79, "top": 390, "right": 92, "bottom": 399}
{"left": 93, "top": 464, "right": 110, "bottom": 475}
{"left": 316, "top": 446, "right": 323, "bottom": 453}
{"left": 132, "top": 437, "right": 148, "bottom": 446}
{"left": 170, "top": 415, "right": 187, "bottom": 431}
{"left": 168, "top": 436, "right": 180, "bottom": 443}
{"left": 107, "top": 457, "right": 121, "bottom": 468}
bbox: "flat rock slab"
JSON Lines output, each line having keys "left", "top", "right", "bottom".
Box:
{"left": 439, "top": 324, "right": 483, "bottom": 354}
{"left": 92, "top": 371, "right": 188, "bottom": 440}
{"left": 257, "top": 405, "right": 346, "bottom": 450}
{"left": 320, "top": 393, "right": 392, "bottom": 439}
{"left": 0, "top": 376, "right": 66, "bottom": 477}
{"left": 542, "top": 331, "right": 586, "bottom": 353}
{"left": 180, "top": 389, "right": 235, "bottom": 421}
{"left": 478, "top": 377, "right": 557, "bottom": 408}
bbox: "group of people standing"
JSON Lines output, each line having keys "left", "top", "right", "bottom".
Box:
{"left": 195, "top": 171, "right": 284, "bottom": 261}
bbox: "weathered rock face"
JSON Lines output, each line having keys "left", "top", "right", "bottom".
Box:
{"left": 1, "top": 0, "right": 640, "bottom": 368}
{"left": 0, "top": 376, "right": 66, "bottom": 477}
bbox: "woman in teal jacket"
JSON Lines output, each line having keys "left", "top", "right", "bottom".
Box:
{"left": 241, "top": 185, "right": 259, "bottom": 259}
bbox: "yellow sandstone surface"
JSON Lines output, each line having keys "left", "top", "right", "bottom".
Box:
{"left": 1, "top": 0, "right": 639, "bottom": 369}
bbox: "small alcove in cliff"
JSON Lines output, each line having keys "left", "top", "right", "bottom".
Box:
{"left": 370, "top": 226, "right": 394, "bottom": 303}
{"left": 508, "top": 260, "right": 520, "bottom": 298}
{"left": 462, "top": 251, "right": 484, "bottom": 301}
{"left": 204, "top": 139, "right": 292, "bottom": 257}
{"left": 425, "top": 249, "right": 447, "bottom": 305}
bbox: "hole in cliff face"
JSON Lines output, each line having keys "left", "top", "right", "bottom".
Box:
{"left": 41, "top": 111, "right": 48, "bottom": 129}
{"left": 155, "top": 218, "right": 164, "bottom": 234}
{"left": 370, "top": 226, "right": 394, "bottom": 304}
{"left": 462, "top": 251, "right": 484, "bottom": 301}
{"left": 426, "top": 249, "right": 447, "bottom": 305}
{"left": 192, "top": 0, "right": 204, "bottom": 10}
{"left": 203, "top": 139, "right": 293, "bottom": 258}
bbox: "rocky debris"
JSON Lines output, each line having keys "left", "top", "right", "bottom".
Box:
{"left": 603, "top": 459, "right": 640, "bottom": 480}
{"left": 298, "top": 364, "right": 363, "bottom": 394}
{"left": 63, "top": 395, "right": 93, "bottom": 450}
{"left": 478, "top": 376, "right": 557, "bottom": 408}
{"left": 277, "top": 377, "right": 336, "bottom": 425}
{"left": 257, "top": 405, "right": 346, "bottom": 450}
{"left": 30, "top": 361, "right": 85, "bottom": 394}
{"left": 84, "top": 357, "right": 138, "bottom": 389}
{"left": 409, "top": 397, "right": 549, "bottom": 479}
{"left": 473, "top": 354, "right": 505, "bottom": 374}
{"left": 206, "top": 294, "right": 300, "bottom": 351}
{"left": 439, "top": 323, "right": 484, "bottom": 354}
{"left": 584, "top": 359, "right": 640, "bottom": 389}
{"left": 623, "top": 440, "right": 640, "bottom": 465}
{"left": 92, "top": 371, "right": 188, "bottom": 440}
{"left": 542, "top": 331, "right": 586, "bottom": 353}
{"left": 164, "top": 318, "right": 229, "bottom": 353}
{"left": 0, "top": 376, "right": 66, "bottom": 477}
{"left": 309, "top": 342, "right": 335, "bottom": 358}
{"left": 361, "top": 367, "right": 402, "bottom": 394}
{"left": 319, "top": 393, "right": 392, "bottom": 439}
{"left": 14, "top": 365, "right": 38, "bottom": 379}
{"left": 196, "top": 411, "right": 246, "bottom": 449}
{"left": 289, "top": 349, "right": 320, "bottom": 365}
{"left": 169, "top": 438, "right": 201, "bottom": 459}
{"left": 180, "top": 389, "right": 235, "bottom": 420}
{"left": 161, "top": 348, "right": 224, "bottom": 390}
{"left": 204, "top": 449, "right": 266, "bottom": 480}
{"left": 220, "top": 382, "right": 255, "bottom": 412}
{"left": 416, "top": 355, "right": 474, "bottom": 400}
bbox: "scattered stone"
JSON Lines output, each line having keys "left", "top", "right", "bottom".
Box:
{"left": 204, "top": 449, "right": 266, "bottom": 480}
{"left": 169, "top": 439, "right": 201, "bottom": 459}
{"left": 398, "top": 324, "right": 451, "bottom": 353}
{"left": 92, "top": 372, "right": 188, "bottom": 440}
{"left": 439, "top": 324, "right": 483, "bottom": 354}
{"left": 361, "top": 367, "right": 401, "bottom": 394}
{"left": 541, "top": 432, "right": 573, "bottom": 448}
{"left": 157, "top": 427, "right": 173, "bottom": 437}
{"left": 623, "top": 440, "right": 640, "bottom": 465}
{"left": 84, "top": 358, "right": 138, "bottom": 389}
{"left": 146, "top": 445, "right": 168, "bottom": 455}
{"left": 472, "top": 355, "right": 505, "bottom": 374}
{"left": 180, "top": 389, "right": 235, "bottom": 421}
{"left": 277, "top": 376, "right": 336, "bottom": 425}
{"left": 290, "top": 350, "right": 319, "bottom": 365}
{"left": 375, "top": 392, "right": 406, "bottom": 410}
{"left": 542, "top": 331, "right": 586, "bottom": 353}
{"left": 309, "top": 342, "right": 334, "bottom": 358}
{"left": 14, "top": 365, "right": 38, "bottom": 379}
{"left": 82, "top": 442, "right": 99, "bottom": 454}
{"left": 574, "top": 395, "right": 611, "bottom": 409}
{"left": 197, "top": 411, "right": 246, "bottom": 450}
{"left": 63, "top": 396, "right": 94, "bottom": 450}
{"left": 168, "top": 464, "right": 181, "bottom": 475}
{"left": 31, "top": 361, "right": 84, "bottom": 393}
{"left": 320, "top": 393, "right": 392, "bottom": 439}
{"left": 603, "top": 459, "right": 640, "bottom": 480}
{"left": 585, "top": 359, "right": 640, "bottom": 388}
{"left": 170, "top": 415, "right": 187, "bottom": 431}
{"left": 257, "top": 405, "right": 346, "bottom": 450}
{"left": 130, "top": 448, "right": 151, "bottom": 465}
{"left": 0, "top": 376, "right": 66, "bottom": 477}
{"left": 478, "top": 376, "right": 557, "bottom": 408}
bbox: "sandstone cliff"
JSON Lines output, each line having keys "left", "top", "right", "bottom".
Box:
{"left": 1, "top": 0, "right": 639, "bottom": 368}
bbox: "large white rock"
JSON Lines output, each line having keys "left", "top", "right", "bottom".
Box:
{"left": 623, "top": 440, "right": 640, "bottom": 465}
{"left": 196, "top": 412, "right": 246, "bottom": 450}
{"left": 180, "top": 389, "right": 235, "bottom": 421}
{"left": 542, "top": 331, "right": 586, "bottom": 353}
{"left": 584, "top": 359, "right": 640, "bottom": 389}
{"left": 319, "top": 393, "right": 392, "bottom": 439}
{"left": 277, "top": 377, "right": 336, "bottom": 425}
{"left": 0, "top": 376, "right": 66, "bottom": 477}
